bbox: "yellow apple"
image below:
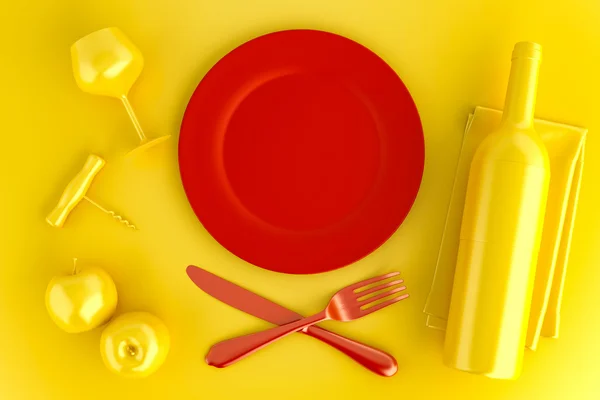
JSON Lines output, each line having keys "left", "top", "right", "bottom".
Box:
{"left": 45, "top": 265, "right": 118, "bottom": 333}
{"left": 100, "top": 312, "right": 170, "bottom": 378}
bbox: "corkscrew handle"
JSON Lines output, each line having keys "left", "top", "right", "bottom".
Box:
{"left": 46, "top": 154, "right": 105, "bottom": 228}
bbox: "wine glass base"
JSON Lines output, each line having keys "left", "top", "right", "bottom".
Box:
{"left": 126, "top": 135, "right": 171, "bottom": 158}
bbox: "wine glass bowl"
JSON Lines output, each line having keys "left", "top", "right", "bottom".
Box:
{"left": 71, "top": 27, "right": 143, "bottom": 98}
{"left": 71, "top": 27, "right": 170, "bottom": 155}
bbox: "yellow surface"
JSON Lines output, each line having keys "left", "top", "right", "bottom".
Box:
{"left": 1, "top": 0, "right": 599, "bottom": 399}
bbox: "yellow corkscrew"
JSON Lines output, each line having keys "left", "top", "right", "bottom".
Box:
{"left": 46, "top": 154, "right": 136, "bottom": 230}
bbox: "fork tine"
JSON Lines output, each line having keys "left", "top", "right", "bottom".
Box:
{"left": 359, "top": 286, "right": 407, "bottom": 305}
{"left": 361, "top": 293, "right": 409, "bottom": 315}
{"left": 350, "top": 271, "right": 400, "bottom": 292}
{"left": 356, "top": 279, "right": 404, "bottom": 298}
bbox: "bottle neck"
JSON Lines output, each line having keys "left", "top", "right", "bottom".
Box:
{"left": 500, "top": 55, "right": 541, "bottom": 129}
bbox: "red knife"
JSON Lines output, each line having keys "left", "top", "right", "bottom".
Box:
{"left": 186, "top": 265, "right": 398, "bottom": 376}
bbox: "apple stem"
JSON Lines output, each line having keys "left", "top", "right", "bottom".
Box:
{"left": 72, "top": 258, "right": 78, "bottom": 275}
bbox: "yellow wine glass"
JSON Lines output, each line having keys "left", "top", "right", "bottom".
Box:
{"left": 71, "top": 27, "right": 170, "bottom": 156}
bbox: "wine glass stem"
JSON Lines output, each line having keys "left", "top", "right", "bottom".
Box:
{"left": 121, "top": 95, "right": 147, "bottom": 142}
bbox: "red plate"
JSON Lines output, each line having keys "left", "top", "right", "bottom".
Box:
{"left": 179, "top": 29, "right": 424, "bottom": 274}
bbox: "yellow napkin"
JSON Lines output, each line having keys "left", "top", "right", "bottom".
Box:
{"left": 424, "top": 106, "right": 587, "bottom": 350}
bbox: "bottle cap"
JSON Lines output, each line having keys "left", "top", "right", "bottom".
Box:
{"left": 512, "top": 42, "right": 542, "bottom": 61}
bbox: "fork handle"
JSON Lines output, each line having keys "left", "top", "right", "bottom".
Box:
{"left": 302, "top": 326, "right": 398, "bottom": 376}
{"left": 206, "top": 311, "right": 328, "bottom": 368}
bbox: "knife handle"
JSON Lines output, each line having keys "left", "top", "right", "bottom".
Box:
{"left": 303, "top": 325, "right": 398, "bottom": 377}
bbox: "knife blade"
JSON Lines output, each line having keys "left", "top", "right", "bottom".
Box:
{"left": 186, "top": 265, "right": 398, "bottom": 376}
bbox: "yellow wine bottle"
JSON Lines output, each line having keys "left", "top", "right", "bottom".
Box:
{"left": 443, "top": 42, "right": 550, "bottom": 380}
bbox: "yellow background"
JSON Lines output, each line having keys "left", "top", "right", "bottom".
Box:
{"left": 1, "top": 0, "right": 599, "bottom": 399}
